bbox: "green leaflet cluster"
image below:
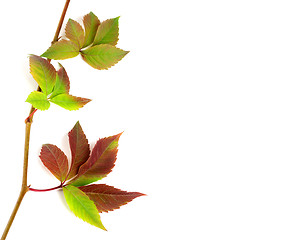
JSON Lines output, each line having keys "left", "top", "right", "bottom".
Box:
{"left": 41, "top": 12, "right": 128, "bottom": 70}
{"left": 39, "top": 122, "right": 144, "bottom": 230}
{"left": 26, "top": 55, "right": 91, "bottom": 110}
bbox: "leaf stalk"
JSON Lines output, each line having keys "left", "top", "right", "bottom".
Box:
{"left": 29, "top": 183, "right": 67, "bottom": 192}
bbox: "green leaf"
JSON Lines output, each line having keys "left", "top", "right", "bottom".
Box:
{"left": 29, "top": 55, "right": 56, "bottom": 95}
{"left": 83, "top": 12, "right": 100, "bottom": 48}
{"left": 81, "top": 44, "right": 129, "bottom": 70}
{"left": 65, "top": 19, "right": 85, "bottom": 48}
{"left": 41, "top": 40, "right": 80, "bottom": 60}
{"left": 71, "top": 133, "right": 122, "bottom": 187}
{"left": 93, "top": 17, "right": 119, "bottom": 46}
{"left": 50, "top": 94, "right": 91, "bottom": 110}
{"left": 63, "top": 185, "right": 106, "bottom": 230}
{"left": 51, "top": 64, "right": 70, "bottom": 98}
{"left": 26, "top": 91, "right": 50, "bottom": 110}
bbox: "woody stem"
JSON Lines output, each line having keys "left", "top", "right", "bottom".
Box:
{"left": 1, "top": 1, "right": 71, "bottom": 239}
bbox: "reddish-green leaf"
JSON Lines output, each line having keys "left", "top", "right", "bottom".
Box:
{"left": 67, "top": 121, "right": 90, "bottom": 180}
{"left": 65, "top": 18, "right": 85, "bottom": 48}
{"left": 71, "top": 133, "right": 123, "bottom": 187}
{"left": 29, "top": 55, "right": 56, "bottom": 95}
{"left": 79, "top": 184, "right": 145, "bottom": 213}
{"left": 93, "top": 17, "right": 119, "bottom": 46}
{"left": 83, "top": 12, "right": 100, "bottom": 48}
{"left": 50, "top": 94, "right": 91, "bottom": 111}
{"left": 41, "top": 40, "right": 80, "bottom": 60}
{"left": 51, "top": 64, "right": 70, "bottom": 98}
{"left": 40, "top": 144, "right": 69, "bottom": 182}
{"left": 26, "top": 91, "right": 50, "bottom": 110}
{"left": 81, "top": 44, "right": 128, "bottom": 70}
{"left": 63, "top": 185, "right": 106, "bottom": 230}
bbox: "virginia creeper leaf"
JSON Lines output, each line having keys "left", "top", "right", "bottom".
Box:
{"left": 79, "top": 184, "right": 145, "bottom": 213}
{"left": 81, "top": 44, "right": 128, "bottom": 70}
{"left": 51, "top": 64, "right": 70, "bottom": 98}
{"left": 65, "top": 18, "right": 85, "bottom": 48}
{"left": 63, "top": 185, "right": 106, "bottom": 230}
{"left": 83, "top": 12, "right": 100, "bottom": 48}
{"left": 25, "top": 91, "right": 50, "bottom": 110}
{"left": 50, "top": 94, "right": 91, "bottom": 111}
{"left": 67, "top": 121, "right": 90, "bottom": 180}
{"left": 41, "top": 40, "right": 80, "bottom": 60}
{"left": 71, "top": 133, "right": 122, "bottom": 187}
{"left": 93, "top": 17, "right": 119, "bottom": 46}
{"left": 40, "top": 144, "right": 69, "bottom": 182}
{"left": 29, "top": 55, "right": 56, "bottom": 95}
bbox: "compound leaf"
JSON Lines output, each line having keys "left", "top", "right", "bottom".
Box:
{"left": 81, "top": 44, "right": 128, "bottom": 70}
{"left": 93, "top": 17, "right": 119, "bottom": 46}
{"left": 83, "top": 12, "right": 100, "bottom": 48}
{"left": 67, "top": 121, "right": 90, "bottom": 180}
{"left": 50, "top": 94, "right": 91, "bottom": 111}
{"left": 65, "top": 18, "right": 85, "bottom": 48}
{"left": 29, "top": 55, "right": 56, "bottom": 95}
{"left": 51, "top": 64, "right": 70, "bottom": 98}
{"left": 41, "top": 40, "right": 80, "bottom": 60}
{"left": 63, "top": 185, "right": 106, "bottom": 230}
{"left": 40, "top": 144, "right": 69, "bottom": 182}
{"left": 79, "top": 184, "right": 145, "bottom": 213}
{"left": 26, "top": 91, "right": 50, "bottom": 110}
{"left": 71, "top": 133, "right": 122, "bottom": 187}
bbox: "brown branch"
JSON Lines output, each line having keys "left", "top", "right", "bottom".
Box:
{"left": 26, "top": 0, "right": 71, "bottom": 124}
{"left": 1, "top": 1, "right": 71, "bottom": 239}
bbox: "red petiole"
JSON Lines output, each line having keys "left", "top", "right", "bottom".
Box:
{"left": 24, "top": 108, "right": 38, "bottom": 123}
{"left": 29, "top": 183, "right": 67, "bottom": 192}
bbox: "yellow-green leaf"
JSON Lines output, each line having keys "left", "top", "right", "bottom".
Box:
{"left": 29, "top": 55, "right": 56, "bottom": 95}
{"left": 26, "top": 91, "right": 50, "bottom": 110}
{"left": 41, "top": 40, "right": 80, "bottom": 60}
{"left": 50, "top": 94, "right": 91, "bottom": 110}
{"left": 63, "top": 185, "right": 106, "bottom": 230}
{"left": 83, "top": 12, "right": 100, "bottom": 48}
{"left": 81, "top": 44, "right": 129, "bottom": 70}
{"left": 93, "top": 17, "right": 119, "bottom": 46}
{"left": 65, "top": 19, "right": 85, "bottom": 48}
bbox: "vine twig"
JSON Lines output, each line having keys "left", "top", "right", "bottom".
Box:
{"left": 1, "top": 1, "right": 71, "bottom": 239}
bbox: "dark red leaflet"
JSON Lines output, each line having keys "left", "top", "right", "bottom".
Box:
{"left": 79, "top": 184, "right": 145, "bottom": 213}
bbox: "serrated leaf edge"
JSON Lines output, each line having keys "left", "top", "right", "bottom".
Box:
{"left": 63, "top": 185, "right": 106, "bottom": 230}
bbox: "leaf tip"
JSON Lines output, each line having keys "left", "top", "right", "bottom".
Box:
{"left": 114, "top": 132, "right": 123, "bottom": 142}
{"left": 57, "top": 62, "right": 63, "bottom": 68}
{"left": 40, "top": 52, "right": 46, "bottom": 58}
{"left": 101, "top": 225, "right": 108, "bottom": 231}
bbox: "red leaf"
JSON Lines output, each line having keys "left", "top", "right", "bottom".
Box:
{"left": 40, "top": 144, "right": 69, "bottom": 182}
{"left": 56, "top": 64, "right": 70, "bottom": 92}
{"left": 67, "top": 122, "right": 90, "bottom": 180}
{"left": 79, "top": 184, "right": 145, "bottom": 213}
{"left": 71, "top": 133, "right": 122, "bottom": 186}
{"left": 51, "top": 64, "right": 70, "bottom": 98}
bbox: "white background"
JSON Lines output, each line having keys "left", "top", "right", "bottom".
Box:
{"left": 0, "top": 0, "right": 300, "bottom": 239}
